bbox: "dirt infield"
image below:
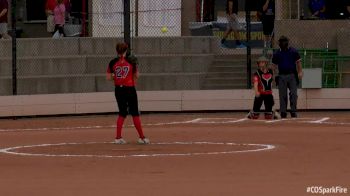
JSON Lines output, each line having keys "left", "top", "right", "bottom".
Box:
{"left": 0, "top": 112, "right": 349, "bottom": 196}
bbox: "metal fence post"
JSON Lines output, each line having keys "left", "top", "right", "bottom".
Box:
{"left": 11, "top": 0, "right": 17, "bottom": 95}
{"left": 124, "top": 0, "right": 131, "bottom": 47}
{"left": 246, "top": 1, "right": 252, "bottom": 89}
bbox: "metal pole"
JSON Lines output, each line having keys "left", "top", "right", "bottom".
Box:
{"left": 245, "top": 1, "right": 252, "bottom": 89}
{"left": 297, "top": 0, "right": 300, "bottom": 19}
{"left": 11, "top": 0, "right": 17, "bottom": 95}
{"left": 123, "top": 0, "right": 131, "bottom": 47}
{"left": 82, "top": 0, "right": 86, "bottom": 36}
{"left": 289, "top": 0, "right": 292, "bottom": 19}
{"left": 135, "top": 0, "right": 139, "bottom": 37}
{"left": 200, "top": 0, "right": 204, "bottom": 22}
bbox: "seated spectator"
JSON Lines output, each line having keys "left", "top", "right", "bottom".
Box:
{"left": 325, "top": 0, "right": 349, "bottom": 19}
{"left": 309, "top": 0, "right": 326, "bottom": 19}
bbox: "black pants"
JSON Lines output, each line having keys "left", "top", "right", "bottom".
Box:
{"left": 114, "top": 86, "right": 140, "bottom": 117}
{"left": 262, "top": 15, "right": 275, "bottom": 36}
{"left": 253, "top": 94, "right": 274, "bottom": 114}
{"left": 54, "top": 24, "right": 65, "bottom": 36}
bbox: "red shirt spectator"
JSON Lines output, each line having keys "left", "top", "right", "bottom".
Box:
{"left": 0, "top": 0, "right": 8, "bottom": 23}
{"left": 46, "top": 0, "right": 57, "bottom": 14}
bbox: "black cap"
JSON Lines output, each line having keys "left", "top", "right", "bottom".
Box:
{"left": 278, "top": 36, "right": 289, "bottom": 42}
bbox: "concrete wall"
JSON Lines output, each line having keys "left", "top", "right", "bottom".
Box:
{"left": 0, "top": 37, "right": 218, "bottom": 57}
{"left": 1, "top": 88, "right": 350, "bottom": 117}
{"left": 0, "top": 37, "right": 217, "bottom": 95}
{"left": 0, "top": 55, "right": 212, "bottom": 95}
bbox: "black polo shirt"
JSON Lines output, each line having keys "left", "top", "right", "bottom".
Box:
{"left": 272, "top": 47, "right": 301, "bottom": 75}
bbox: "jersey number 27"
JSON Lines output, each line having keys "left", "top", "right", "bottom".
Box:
{"left": 115, "top": 66, "right": 130, "bottom": 78}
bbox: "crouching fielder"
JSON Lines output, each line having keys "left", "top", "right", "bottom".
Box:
{"left": 106, "top": 42, "right": 150, "bottom": 144}
{"left": 247, "top": 56, "right": 279, "bottom": 120}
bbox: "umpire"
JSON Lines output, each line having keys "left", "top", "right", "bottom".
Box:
{"left": 272, "top": 36, "right": 303, "bottom": 118}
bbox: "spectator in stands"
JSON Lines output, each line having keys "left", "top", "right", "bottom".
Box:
{"left": 325, "top": 0, "right": 349, "bottom": 19}
{"left": 345, "top": 0, "right": 350, "bottom": 18}
{"left": 0, "top": 0, "right": 10, "bottom": 39}
{"left": 46, "top": 0, "right": 56, "bottom": 35}
{"left": 258, "top": 0, "right": 275, "bottom": 48}
{"left": 309, "top": 0, "right": 326, "bottom": 19}
{"left": 221, "top": 0, "right": 246, "bottom": 48}
{"left": 53, "top": 0, "right": 66, "bottom": 37}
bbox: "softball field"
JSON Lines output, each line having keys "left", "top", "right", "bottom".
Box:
{"left": 0, "top": 111, "right": 349, "bottom": 196}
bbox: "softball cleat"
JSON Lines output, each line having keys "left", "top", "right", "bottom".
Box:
{"left": 137, "top": 138, "right": 150, "bottom": 144}
{"left": 273, "top": 111, "right": 281, "bottom": 119}
{"left": 114, "top": 138, "right": 127, "bottom": 144}
{"left": 246, "top": 111, "right": 259, "bottom": 119}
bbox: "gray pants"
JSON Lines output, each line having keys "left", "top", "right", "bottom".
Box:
{"left": 278, "top": 74, "right": 298, "bottom": 113}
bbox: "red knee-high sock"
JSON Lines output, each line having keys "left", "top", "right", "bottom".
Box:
{"left": 132, "top": 116, "right": 145, "bottom": 139}
{"left": 116, "top": 116, "right": 125, "bottom": 139}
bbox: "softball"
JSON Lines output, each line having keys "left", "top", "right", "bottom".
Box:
{"left": 161, "top": 26, "right": 168, "bottom": 33}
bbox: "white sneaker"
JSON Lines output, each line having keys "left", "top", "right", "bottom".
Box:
{"left": 273, "top": 111, "right": 281, "bottom": 119}
{"left": 137, "top": 138, "right": 150, "bottom": 144}
{"left": 114, "top": 138, "right": 127, "bottom": 144}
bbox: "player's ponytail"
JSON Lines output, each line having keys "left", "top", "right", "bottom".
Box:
{"left": 116, "top": 42, "right": 128, "bottom": 55}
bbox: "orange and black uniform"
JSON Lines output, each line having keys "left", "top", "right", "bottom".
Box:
{"left": 252, "top": 68, "right": 274, "bottom": 116}
{"left": 107, "top": 55, "right": 139, "bottom": 117}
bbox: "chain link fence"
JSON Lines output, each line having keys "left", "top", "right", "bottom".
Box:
{"left": 275, "top": 0, "right": 350, "bottom": 88}
{"left": 1, "top": 0, "right": 350, "bottom": 96}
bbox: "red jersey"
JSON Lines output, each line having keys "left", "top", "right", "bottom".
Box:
{"left": 107, "top": 56, "right": 137, "bottom": 87}
{"left": 253, "top": 69, "right": 273, "bottom": 95}
{"left": 46, "top": 0, "right": 69, "bottom": 11}
{"left": 46, "top": 0, "right": 57, "bottom": 11}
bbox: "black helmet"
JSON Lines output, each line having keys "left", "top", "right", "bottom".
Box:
{"left": 278, "top": 35, "right": 289, "bottom": 42}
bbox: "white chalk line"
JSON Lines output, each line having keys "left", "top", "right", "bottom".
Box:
{"left": 305, "top": 117, "right": 330, "bottom": 124}
{"left": 0, "top": 116, "right": 348, "bottom": 133}
{"left": 0, "top": 141, "right": 275, "bottom": 158}
{"left": 264, "top": 117, "right": 319, "bottom": 123}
